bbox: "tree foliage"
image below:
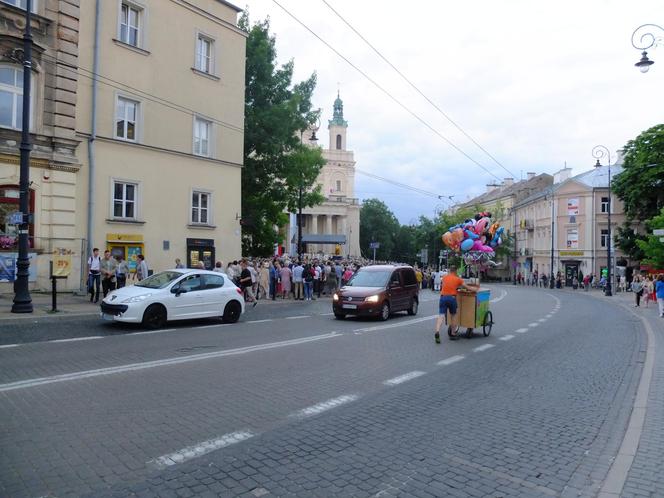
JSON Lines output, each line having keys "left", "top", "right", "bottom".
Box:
{"left": 240, "top": 14, "right": 325, "bottom": 256}
{"left": 612, "top": 123, "right": 664, "bottom": 221}
{"left": 359, "top": 199, "right": 399, "bottom": 261}
{"left": 635, "top": 208, "right": 664, "bottom": 269}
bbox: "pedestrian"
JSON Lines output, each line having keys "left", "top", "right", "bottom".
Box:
{"left": 631, "top": 276, "right": 644, "bottom": 307}
{"left": 572, "top": 276, "right": 578, "bottom": 290}
{"left": 656, "top": 274, "right": 664, "bottom": 318}
{"left": 115, "top": 255, "right": 129, "bottom": 289}
{"left": 100, "top": 250, "right": 118, "bottom": 298}
{"left": 175, "top": 258, "right": 185, "bottom": 269}
{"left": 213, "top": 261, "right": 225, "bottom": 273}
{"left": 279, "top": 262, "right": 292, "bottom": 299}
{"left": 239, "top": 260, "right": 257, "bottom": 307}
{"left": 258, "top": 261, "right": 269, "bottom": 300}
{"left": 196, "top": 261, "right": 206, "bottom": 270}
{"left": 136, "top": 254, "right": 149, "bottom": 281}
{"left": 269, "top": 261, "right": 278, "bottom": 300}
{"left": 303, "top": 263, "right": 314, "bottom": 300}
{"left": 583, "top": 274, "right": 590, "bottom": 291}
{"left": 87, "top": 247, "right": 101, "bottom": 303}
{"left": 292, "top": 261, "right": 304, "bottom": 300}
{"left": 434, "top": 266, "right": 479, "bottom": 343}
{"left": 643, "top": 276, "right": 653, "bottom": 308}
{"left": 249, "top": 261, "right": 258, "bottom": 297}
{"left": 342, "top": 266, "right": 353, "bottom": 286}
{"left": 325, "top": 262, "right": 337, "bottom": 294}
{"left": 335, "top": 261, "right": 343, "bottom": 290}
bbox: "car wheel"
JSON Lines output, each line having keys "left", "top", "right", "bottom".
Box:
{"left": 334, "top": 312, "right": 346, "bottom": 320}
{"left": 222, "top": 301, "right": 242, "bottom": 323}
{"left": 142, "top": 304, "right": 167, "bottom": 329}
{"left": 379, "top": 302, "right": 390, "bottom": 321}
{"left": 407, "top": 299, "right": 418, "bottom": 316}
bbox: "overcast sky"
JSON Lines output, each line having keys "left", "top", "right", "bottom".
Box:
{"left": 242, "top": 0, "right": 664, "bottom": 224}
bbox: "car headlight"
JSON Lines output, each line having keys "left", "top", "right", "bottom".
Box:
{"left": 122, "top": 294, "right": 152, "bottom": 303}
{"left": 333, "top": 293, "right": 339, "bottom": 301}
{"left": 365, "top": 295, "right": 379, "bottom": 303}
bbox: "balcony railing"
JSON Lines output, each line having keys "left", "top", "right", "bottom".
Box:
{"left": 327, "top": 196, "right": 360, "bottom": 205}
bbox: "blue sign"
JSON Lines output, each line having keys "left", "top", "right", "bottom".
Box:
{"left": 369, "top": 242, "right": 380, "bottom": 249}
{"left": 8, "top": 212, "right": 23, "bottom": 225}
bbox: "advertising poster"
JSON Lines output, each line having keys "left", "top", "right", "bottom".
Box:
{"left": 52, "top": 248, "right": 73, "bottom": 277}
{"left": 0, "top": 253, "right": 37, "bottom": 282}
{"left": 127, "top": 246, "right": 141, "bottom": 273}
{"left": 566, "top": 228, "right": 579, "bottom": 249}
{"left": 567, "top": 198, "right": 579, "bottom": 216}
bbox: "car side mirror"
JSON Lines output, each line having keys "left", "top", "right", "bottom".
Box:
{"left": 172, "top": 286, "right": 186, "bottom": 296}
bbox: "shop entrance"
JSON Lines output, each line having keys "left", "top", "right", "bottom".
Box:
{"left": 186, "top": 238, "right": 215, "bottom": 270}
{"left": 106, "top": 234, "right": 144, "bottom": 276}
{"left": 564, "top": 262, "right": 579, "bottom": 287}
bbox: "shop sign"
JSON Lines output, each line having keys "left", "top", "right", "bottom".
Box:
{"left": 187, "top": 238, "right": 214, "bottom": 247}
{"left": 560, "top": 250, "right": 584, "bottom": 257}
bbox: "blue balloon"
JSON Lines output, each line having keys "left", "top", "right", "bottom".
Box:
{"left": 460, "top": 238, "right": 474, "bottom": 252}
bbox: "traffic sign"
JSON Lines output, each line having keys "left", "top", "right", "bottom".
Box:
{"left": 653, "top": 229, "right": 664, "bottom": 236}
{"left": 369, "top": 242, "right": 380, "bottom": 249}
{"left": 8, "top": 212, "right": 23, "bottom": 225}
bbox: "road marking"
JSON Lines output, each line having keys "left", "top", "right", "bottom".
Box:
{"left": 319, "top": 312, "right": 334, "bottom": 316}
{"left": 490, "top": 288, "right": 508, "bottom": 303}
{"left": 383, "top": 371, "right": 426, "bottom": 386}
{"left": 51, "top": 336, "right": 103, "bottom": 343}
{"left": 285, "top": 315, "right": 310, "bottom": 320}
{"left": 499, "top": 334, "right": 515, "bottom": 341}
{"left": 473, "top": 344, "right": 495, "bottom": 352}
{"left": 246, "top": 319, "right": 273, "bottom": 324}
{"left": 354, "top": 315, "right": 436, "bottom": 333}
{"left": 130, "top": 328, "right": 178, "bottom": 336}
{"left": 538, "top": 318, "right": 547, "bottom": 323}
{"left": 0, "top": 332, "right": 341, "bottom": 392}
{"left": 293, "top": 394, "right": 358, "bottom": 418}
{"left": 528, "top": 322, "right": 539, "bottom": 328}
{"left": 546, "top": 314, "right": 553, "bottom": 318}
{"left": 149, "top": 430, "right": 255, "bottom": 469}
{"left": 515, "top": 328, "right": 529, "bottom": 334}
{"left": 194, "top": 323, "right": 230, "bottom": 330}
{"left": 0, "top": 344, "right": 19, "bottom": 349}
{"left": 437, "top": 355, "right": 465, "bottom": 366}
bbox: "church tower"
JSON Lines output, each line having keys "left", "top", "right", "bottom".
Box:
{"left": 328, "top": 92, "right": 348, "bottom": 151}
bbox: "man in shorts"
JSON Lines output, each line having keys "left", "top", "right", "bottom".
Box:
{"left": 434, "top": 266, "right": 478, "bottom": 343}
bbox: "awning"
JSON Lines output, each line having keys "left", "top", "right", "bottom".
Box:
{"left": 291, "top": 233, "right": 347, "bottom": 245}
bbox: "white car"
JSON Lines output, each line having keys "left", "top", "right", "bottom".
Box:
{"left": 100, "top": 269, "right": 245, "bottom": 328}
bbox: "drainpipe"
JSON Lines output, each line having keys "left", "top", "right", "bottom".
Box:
{"left": 85, "top": 0, "right": 101, "bottom": 287}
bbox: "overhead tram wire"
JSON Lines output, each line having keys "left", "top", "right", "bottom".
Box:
{"left": 355, "top": 168, "right": 452, "bottom": 200}
{"left": 37, "top": 53, "right": 243, "bottom": 134}
{"left": 320, "top": 0, "right": 517, "bottom": 180}
{"left": 271, "top": 0, "right": 503, "bottom": 183}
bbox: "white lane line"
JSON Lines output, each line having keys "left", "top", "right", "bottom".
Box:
{"left": 490, "top": 288, "right": 508, "bottom": 303}
{"left": 194, "top": 324, "right": 230, "bottom": 330}
{"left": 293, "top": 394, "right": 358, "bottom": 418}
{"left": 285, "top": 315, "right": 310, "bottom": 320}
{"left": 130, "top": 328, "right": 177, "bottom": 336}
{"left": 546, "top": 314, "right": 553, "bottom": 318}
{"left": 528, "top": 322, "right": 539, "bottom": 328}
{"left": 538, "top": 318, "right": 547, "bottom": 323}
{"left": 499, "top": 335, "right": 515, "bottom": 341}
{"left": 0, "top": 344, "right": 19, "bottom": 349}
{"left": 515, "top": 328, "right": 529, "bottom": 334}
{"left": 319, "top": 312, "right": 334, "bottom": 316}
{"left": 354, "top": 315, "right": 436, "bottom": 333}
{"left": 245, "top": 319, "right": 273, "bottom": 324}
{"left": 0, "top": 332, "right": 341, "bottom": 393}
{"left": 383, "top": 371, "right": 426, "bottom": 386}
{"left": 51, "top": 336, "right": 103, "bottom": 343}
{"left": 473, "top": 344, "right": 495, "bottom": 352}
{"left": 149, "top": 430, "right": 255, "bottom": 469}
{"left": 437, "top": 355, "right": 465, "bottom": 366}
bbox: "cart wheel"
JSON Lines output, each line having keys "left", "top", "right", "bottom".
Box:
{"left": 447, "top": 325, "right": 454, "bottom": 338}
{"left": 482, "top": 311, "right": 493, "bottom": 336}
{"left": 465, "top": 328, "right": 473, "bottom": 339}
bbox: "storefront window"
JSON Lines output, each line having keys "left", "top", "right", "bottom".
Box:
{"left": 0, "top": 186, "right": 33, "bottom": 249}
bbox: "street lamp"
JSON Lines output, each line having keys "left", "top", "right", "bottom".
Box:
{"left": 631, "top": 24, "right": 663, "bottom": 73}
{"left": 592, "top": 145, "right": 612, "bottom": 297}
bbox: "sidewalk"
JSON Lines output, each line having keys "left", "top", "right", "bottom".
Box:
{"left": 0, "top": 291, "right": 333, "bottom": 321}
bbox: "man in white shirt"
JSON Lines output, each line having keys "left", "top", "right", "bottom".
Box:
{"left": 87, "top": 247, "right": 101, "bottom": 303}
{"left": 292, "top": 262, "right": 304, "bottom": 300}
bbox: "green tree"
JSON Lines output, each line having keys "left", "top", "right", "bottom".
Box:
{"left": 360, "top": 199, "right": 399, "bottom": 260}
{"left": 635, "top": 208, "right": 664, "bottom": 269}
{"left": 613, "top": 123, "right": 664, "bottom": 221}
{"left": 240, "top": 14, "right": 325, "bottom": 255}
{"left": 614, "top": 223, "right": 646, "bottom": 262}
{"left": 392, "top": 225, "right": 418, "bottom": 263}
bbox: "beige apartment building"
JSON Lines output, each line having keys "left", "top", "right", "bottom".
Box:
{"left": 512, "top": 164, "right": 631, "bottom": 286}
{"left": 283, "top": 93, "right": 361, "bottom": 258}
{"left": 75, "top": 0, "right": 246, "bottom": 282}
{"left": 0, "top": 0, "right": 82, "bottom": 293}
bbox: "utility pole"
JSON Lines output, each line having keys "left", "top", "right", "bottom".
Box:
{"left": 297, "top": 184, "right": 303, "bottom": 260}
{"left": 12, "top": 0, "right": 34, "bottom": 313}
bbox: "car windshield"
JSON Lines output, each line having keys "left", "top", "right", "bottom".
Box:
{"left": 135, "top": 271, "right": 183, "bottom": 289}
{"left": 346, "top": 270, "right": 391, "bottom": 288}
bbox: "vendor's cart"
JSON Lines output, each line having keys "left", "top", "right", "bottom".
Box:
{"left": 447, "top": 288, "right": 493, "bottom": 339}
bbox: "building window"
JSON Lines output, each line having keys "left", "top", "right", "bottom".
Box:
{"left": 115, "top": 96, "right": 138, "bottom": 141}
{"left": 0, "top": 66, "right": 28, "bottom": 130}
{"left": 1, "top": 0, "right": 37, "bottom": 11}
{"left": 193, "top": 117, "right": 211, "bottom": 156}
{"left": 119, "top": 2, "right": 141, "bottom": 47}
{"left": 195, "top": 35, "right": 214, "bottom": 74}
{"left": 113, "top": 181, "right": 137, "bottom": 219}
{"left": 191, "top": 191, "right": 210, "bottom": 224}
{"left": 600, "top": 229, "right": 609, "bottom": 248}
{"left": 336, "top": 180, "right": 342, "bottom": 192}
{"left": 336, "top": 134, "right": 342, "bottom": 150}
{"left": 600, "top": 196, "right": 609, "bottom": 213}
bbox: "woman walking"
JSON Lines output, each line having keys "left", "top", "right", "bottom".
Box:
{"left": 656, "top": 274, "right": 664, "bottom": 318}
{"left": 631, "top": 275, "right": 644, "bottom": 307}
{"left": 279, "top": 263, "right": 292, "bottom": 299}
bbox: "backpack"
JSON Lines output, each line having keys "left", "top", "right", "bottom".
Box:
{"left": 304, "top": 267, "right": 314, "bottom": 282}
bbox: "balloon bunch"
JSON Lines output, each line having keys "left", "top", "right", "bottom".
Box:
{"left": 441, "top": 211, "right": 504, "bottom": 257}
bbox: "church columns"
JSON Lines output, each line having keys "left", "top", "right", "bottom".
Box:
{"left": 309, "top": 214, "right": 318, "bottom": 254}
{"left": 325, "top": 215, "right": 332, "bottom": 235}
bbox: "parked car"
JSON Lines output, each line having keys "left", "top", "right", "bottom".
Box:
{"left": 100, "top": 269, "right": 245, "bottom": 328}
{"left": 332, "top": 265, "right": 419, "bottom": 320}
